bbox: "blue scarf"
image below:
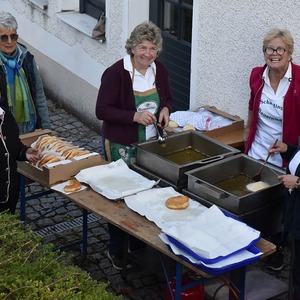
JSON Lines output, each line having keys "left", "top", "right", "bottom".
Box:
{"left": 0, "top": 48, "right": 36, "bottom": 134}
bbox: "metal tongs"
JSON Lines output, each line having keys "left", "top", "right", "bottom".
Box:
{"left": 252, "top": 139, "right": 278, "bottom": 182}
{"left": 153, "top": 120, "right": 166, "bottom": 143}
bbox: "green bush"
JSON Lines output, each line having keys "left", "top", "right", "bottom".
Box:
{"left": 0, "top": 213, "right": 121, "bottom": 300}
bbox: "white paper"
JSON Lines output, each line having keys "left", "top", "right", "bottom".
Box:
{"left": 159, "top": 233, "right": 262, "bottom": 270}
{"left": 162, "top": 205, "right": 261, "bottom": 260}
{"left": 124, "top": 187, "right": 207, "bottom": 230}
{"left": 51, "top": 181, "right": 87, "bottom": 194}
{"left": 75, "top": 159, "right": 157, "bottom": 200}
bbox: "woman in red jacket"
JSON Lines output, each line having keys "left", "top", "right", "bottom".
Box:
{"left": 244, "top": 28, "right": 300, "bottom": 272}
{"left": 244, "top": 28, "right": 300, "bottom": 167}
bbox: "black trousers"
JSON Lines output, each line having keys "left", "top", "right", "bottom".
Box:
{"left": 293, "top": 239, "right": 300, "bottom": 300}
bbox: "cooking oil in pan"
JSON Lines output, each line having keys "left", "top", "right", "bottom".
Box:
{"left": 215, "top": 174, "right": 254, "bottom": 197}
{"left": 162, "top": 147, "right": 208, "bottom": 165}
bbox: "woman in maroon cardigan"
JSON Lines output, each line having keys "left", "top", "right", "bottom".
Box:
{"left": 96, "top": 21, "right": 173, "bottom": 162}
{"left": 95, "top": 21, "right": 173, "bottom": 270}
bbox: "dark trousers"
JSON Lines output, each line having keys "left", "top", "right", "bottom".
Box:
{"left": 107, "top": 223, "right": 145, "bottom": 255}
{"left": 293, "top": 239, "right": 300, "bottom": 300}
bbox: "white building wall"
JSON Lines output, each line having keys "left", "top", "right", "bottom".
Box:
{"left": 191, "top": 0, "right": 300, "bottom": 121}
{"left": 1, "top": 0, "right": 300, "bottom": 129}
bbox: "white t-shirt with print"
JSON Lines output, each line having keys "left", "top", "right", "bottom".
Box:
{"left": 248, "top": 63, "right": 291, "bottom": 167}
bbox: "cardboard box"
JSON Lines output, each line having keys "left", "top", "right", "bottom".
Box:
{"left": 164, "top": 106, "right": 244, "bottom": 148}
{"left": 17, "top": 154, "right": 104, "bottom": 187}
{"left": 166, "top": 105, "right": 244, "bottom": 135}
{"left": 20, "top": 129, "right": 52, "bottom": 147}
{"left": 18, "top": 130, "right": 104, "bottom": 186}
{"left": 200, "top": 105, "right": 244, "bottom": 137}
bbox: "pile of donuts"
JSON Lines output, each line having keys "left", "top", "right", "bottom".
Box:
{"left": 168, "top": 120, "right": 196, "bottom": 131}
{"left": 32, "top": 134, "right": 91, "bottom": 168}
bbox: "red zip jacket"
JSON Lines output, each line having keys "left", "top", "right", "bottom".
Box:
{"left": 245, "top": 63, "right": 300, "bottom": 162}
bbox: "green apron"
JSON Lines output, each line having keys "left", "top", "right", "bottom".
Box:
{"left": 105, "top": 62, "right": 160, "bottom": 164}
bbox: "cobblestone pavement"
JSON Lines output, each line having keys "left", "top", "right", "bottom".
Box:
{"left": 16, "top": 99, "right": 292, "bottom": 300}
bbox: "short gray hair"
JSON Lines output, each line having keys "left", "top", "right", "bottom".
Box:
{"left": 0, "top": 11, "right": 18, "bottom": 31}
{"left": 263, "top": 28, "right": 294, "bottom": 55}
{"left": 125, "top": 21, "right": 163, "bottom": 55}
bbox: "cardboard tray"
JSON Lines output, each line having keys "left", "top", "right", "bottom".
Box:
{"left": 17, "top": 154, "right": 104, "bottom": 187}
{"left": 18, "top": 129, "right": 104, "bottom": 186}
{"left": 165, "top": 105, "right": 244, "bottom": 138}
{"left": 20, "top": 129, "right": 53, "bottom": 146}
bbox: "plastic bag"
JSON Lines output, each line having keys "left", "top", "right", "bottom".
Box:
{"left": 92, "top": 12, "right": 106, "bottom": 42}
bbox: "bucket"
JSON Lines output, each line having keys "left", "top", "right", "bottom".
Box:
{"left": 165, "top": 275, "right": 204, "bottom": 300}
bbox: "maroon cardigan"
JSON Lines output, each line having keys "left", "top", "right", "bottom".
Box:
{"left": 95, "top": 58, "right": 173, "bottom": 146}
{"left": 245, "top": 63, "right": 300, "bottom": 156}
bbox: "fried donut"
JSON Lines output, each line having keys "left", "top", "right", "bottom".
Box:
{"left": 183, "top": 124, "right": 196, "bottom": 131}
{"left": 165, "top": 195, "right": 189, "bottom": 210}
{"left": 246, "top": 181, "right": 269, "bottom": 192}
{"left": 64, "top": 179, "right": 82, "bottom": 193}
{"left": 38, "top": 155, "right": 57, "bottom": 167}
{"left": 168, "top": 120, "right": 179, "bottom": 128}
{"left": 76, "top": 150, "right": 90, "bottom": 156}
{"left": 57, "top": 144, "right": 73, "bottom": 154}
{"left": 65, "top": 149, "right": 80, "bottom": 159}
{"left": 35, "top": 135, "right": 52, "bottom": 149}
{"left": 46, "top": 157, "right": 61, "bottom": 164}
{"left": 47, "top": 140, "right": 65, "bottom": 150}
{"left": 39, "top": 137, "right": 59, "bottom": 151}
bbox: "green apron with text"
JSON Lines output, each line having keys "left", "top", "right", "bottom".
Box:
{"left": 106, "top": 69, "right": 160, "bottom": 164}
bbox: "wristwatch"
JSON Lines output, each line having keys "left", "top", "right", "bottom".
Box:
{"left": 295, "top": 177, "right": 300, "bottom": 189}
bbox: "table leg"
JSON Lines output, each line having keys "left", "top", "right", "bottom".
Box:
{"left": 229, "top": 266, "right": 246, "bottom": 300}
{"left": 175, "top": 263, "right": 183, "bottom": 300}
{"left": 20, "top": 174, "right": 26, "bottom": 222}
{"left": 121, "top": 233, "right": 129, "bottom": 280}
{"left": 82, "top": 209, "right": 88, "bottom": 257}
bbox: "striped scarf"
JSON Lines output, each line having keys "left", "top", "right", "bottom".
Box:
{"left": 0, "top": 47, "right": 36, "bottom": 134}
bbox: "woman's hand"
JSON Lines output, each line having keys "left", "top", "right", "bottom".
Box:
{"left": 26, "top": 147, "right": 42, "bottom": 163}
{"left": 269, "top": 141, "right": 288, "bottom": 156}
{"left": 157, "top": 107, "right": 170, "bottom": 128}
{"left": 278, "top": 175, "right": 299, "bottom": 190}
{"left": 133, "top": 111, "right": 156, "bottom": 126}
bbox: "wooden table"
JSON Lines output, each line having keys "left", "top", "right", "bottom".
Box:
{"left": 18, "top": 166, "right": 275, "bottom": 300}
{"left": 203, "top": 128, "right": 244, "bottom": 149}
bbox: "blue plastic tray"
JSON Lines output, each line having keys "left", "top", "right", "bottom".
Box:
{"left": 167, "top": 244, "right": 261, "bottom": 275}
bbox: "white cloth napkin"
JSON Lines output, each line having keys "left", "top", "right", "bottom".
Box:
{"left": 170, "top": 108, "right": 234, "bottom": 131}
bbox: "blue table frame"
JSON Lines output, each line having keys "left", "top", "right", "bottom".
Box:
{"left": 19, "top": 174, "right": 88, "bottom": 257}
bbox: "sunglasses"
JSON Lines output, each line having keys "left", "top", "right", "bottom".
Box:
{"left": 0, "top": 33, "right": 19, "bottom": 43}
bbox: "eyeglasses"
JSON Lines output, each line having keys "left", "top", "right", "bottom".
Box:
{"left": 265, "top": 47, "right": 286, "bottom": 55}
{"left": 0, "top": 34, "right": 19, "bottom": 43}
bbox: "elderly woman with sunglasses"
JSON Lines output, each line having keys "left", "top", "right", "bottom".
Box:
{"left": 0, "top": 11, "right": 50, "bottom": 134}
{"left": 244, "top": 28, "right": 300, "bottom": 272}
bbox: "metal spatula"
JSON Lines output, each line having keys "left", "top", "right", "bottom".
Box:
{"left": 252, "top": 139, "right": 278, "bottom": 182}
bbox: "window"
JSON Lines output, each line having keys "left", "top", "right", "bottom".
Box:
{"left": 79, "top": 0, "right": 105, "bottom": 19}
{"left": 161, "top": 0, "right": 192, "bottom": 43}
